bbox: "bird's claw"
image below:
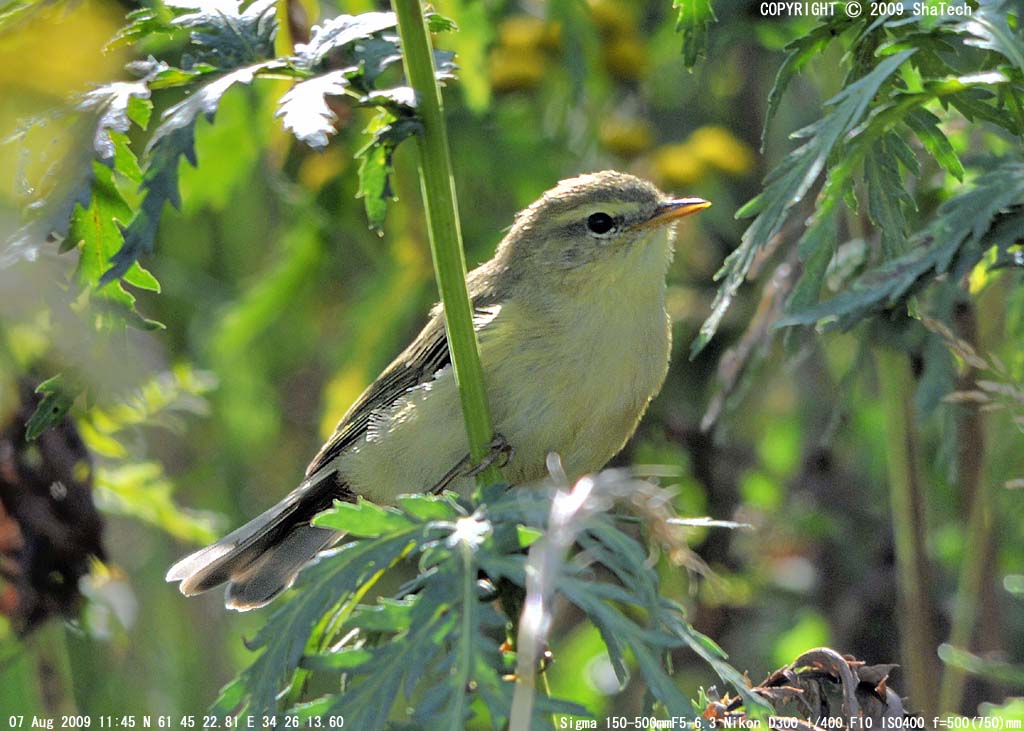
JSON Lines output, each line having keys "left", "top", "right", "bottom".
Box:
{"left": 428, "top": 434, "right": 514, "bottom": 494}
{"left": 466, "top": 433, "right": 514, "bottom": 477}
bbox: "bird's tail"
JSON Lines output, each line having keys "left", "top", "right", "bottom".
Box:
{"left": 166, "top": 471, "right": 344, "bottom": 610}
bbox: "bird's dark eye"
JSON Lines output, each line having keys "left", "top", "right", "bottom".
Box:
{"left": 586, "top": 212, "right": 616, "bottom": 234}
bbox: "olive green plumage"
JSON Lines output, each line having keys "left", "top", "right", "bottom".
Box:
{"left": 167, "top": 170, "right": 709, "bottom": 609}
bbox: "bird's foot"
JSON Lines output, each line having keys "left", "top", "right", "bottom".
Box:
{"left": 465, "top": 433, "right": 514, "bottom": 477}
{"left": 428, "top": 434, "right": 513, "bottom": 494}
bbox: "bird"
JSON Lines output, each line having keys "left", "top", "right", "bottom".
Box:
{"left": 166, "top": 170, "right": 710, "bottom": 610}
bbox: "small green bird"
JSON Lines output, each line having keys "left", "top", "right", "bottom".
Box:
{"left": 167, "top": 170, "right": 710, "bottom": 609}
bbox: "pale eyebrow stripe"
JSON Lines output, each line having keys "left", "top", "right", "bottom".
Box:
{"left": 545, "top": 202, "right": 638, "bottom": 228}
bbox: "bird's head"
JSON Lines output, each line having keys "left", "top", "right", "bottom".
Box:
{"left": 498, "top": 170, "right": 710, "bottom": 276}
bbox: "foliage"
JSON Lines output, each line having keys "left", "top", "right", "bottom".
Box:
{"left": 673, "top": 0, "right": 716, "bottom": 68}
{"left": 3, "top": 1, "right": 458, "bottom": 431}
{"left": 211, "top": 474, "right": 758, "bottom": 727}
{"left": 688, "top": 0, "right": 1024, "bottom": 356}
{"left": 2, "top": 0, "right": 1023, "bottom": 724}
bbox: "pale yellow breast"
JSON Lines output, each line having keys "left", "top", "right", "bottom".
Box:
{"left": 485, "top": 261, "right": 671, "bottom": 483}
{"left": 337, "top": 232, "right": 673, "bottom": 502}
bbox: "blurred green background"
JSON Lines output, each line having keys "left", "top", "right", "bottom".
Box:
{"left": 1, "top": 0, "right": 1022, "bottom": 721}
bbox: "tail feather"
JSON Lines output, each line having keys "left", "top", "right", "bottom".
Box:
{"left": 224, "top": 526, "right": 337, "bottom": 610}
{"left": 166, "top": 470, "right": 348, "bottom": 610}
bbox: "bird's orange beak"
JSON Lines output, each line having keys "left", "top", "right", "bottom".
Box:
{"left": 637, "top": 198, "right": 712, "bottom": 229}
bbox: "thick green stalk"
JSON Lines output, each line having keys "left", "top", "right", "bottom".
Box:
{"left": 939, "top": 470, "right": 992, "bottom": 713}
{"left": 875, "top": 348, "right": 938, "bottom": 717}
{"left": 392, "top": 0, "right": 502, "bottom": 487}
{"left": 939, "top": 304, "right": 993, "bottom": 714}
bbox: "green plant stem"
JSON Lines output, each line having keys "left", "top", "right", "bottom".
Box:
{"left": 939, "top": 304, "right": 993, "bottom": 714}
{"left": 875, "top": 347, "right": 938, "bottom": 717}
{"left": 392, "top": 0, "right": 502, "bottom": 488}
{"left": 939, "top": 472, "right": 993, "bottom": 713}
{"left": 30, "top": 623, "right": 78, "bottom": 716}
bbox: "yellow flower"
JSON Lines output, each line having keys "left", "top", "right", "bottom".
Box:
{"left": 588, "top": 0, "right": 638, "bottom": 36}
{"left": 688, "top": 125, "right": 755, "bottom": 177}
{"left": 298, "top": 148, "right": 348, "bottom": 192}
{"left": 489, "top": 46, "right": 546, "bottom": 93}
{"left": 498, "top": 15, "right": 560, "bottom": 51}
{"left": 652, "top": 143, "right": 708, "bottom": 187}
{"left": 602, "top": 35, "right": 649, "bottom": 81}
{"left": 600, "top": 117, "right": 654, "bottom": 158}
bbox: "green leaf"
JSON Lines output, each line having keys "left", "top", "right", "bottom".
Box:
{"left": 356, "top": 111, "right": 422, "bottom": 231}
{"left": 313, "top": 498, "right": 415, "bottom": 536}
{"left": 176, "top": 0, "right": 278, "bottom": 68}
{"left": 68, "top": 162, "right": 163, "bottom": 330}
{"left": 958, "top": 0, "right": 1024, "bottom": 74}
{"left": 213, "top": 528, "right": 422, "bottom": 718}
{"left": 276, "top": 70, "right": 352, "bottom": 149}
{"left": 125, "top": 93, "right": 152, "bottom": 129}
{"left": 110, "top": 131, "right": 144, "bottom": 184}
{"left": 77, "top": 80, "right": 153, "bottom": 163}
{"left": 904, "top": 107, "right": 964, "bottom": 181}
{"left": 762, "top": 23, "right": 834, "bottom": 149}
{"left": 692, "top": 50, "right": 916, "bottom": 357}
{"left": 297, "top": 11, "right": 400, "bottom": 68}
{"left": 865, "top": 133, "right": 915, "bottom": 256}
{"left": 426, "top": 12, "right": 457, "bottom": 33}
{"left": 300, "top": 649, "right": 374, "bottom": 672}
{"left": 107, "top": 5, "right": 182, "bottom": 50}
{"left": 102, "top": 62, "right": 275, "bottom": 284}
{"left": 779, "top": 158, "right": 1024, "bottom": 329}
{"left": 94, "top": 462, "right": 220, "bottom": 543}
{"left": 26, "top": 374, "right": 80, "bottom": 441}
{"left": 516, "top": 524, "right": 543, "bottom": 548}
{"left": 786, "top": 217, "right": 837, "bottom": 314}
{"left": 673, "top": 0, "right": 717, "bottom": 68}
{"left": 396, "top": 493, "right": 460, "bottom": 521}
{"left": 939, "top": 644, "right": 1024, "bottom": 686}
{"left": 341, "top": 597, "right": 415, "bottom": 632}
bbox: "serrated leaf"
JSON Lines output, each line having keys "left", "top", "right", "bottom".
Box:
{"left": 300, "top": 649, "right": 374, "bottom": 672}
{"left": 865, "top": 134, "right": 914, "bottom": 256}
{"left": 779, "top": 158, "right": 1024, "bottom": 329}
{"left": 26, "top": 374, "right": 80, "bottom": 441}
{"left": 123, "top": 262, "right": 161, "bottom": 291}
{"left": 297, "top": 11, "right": 399, "bottom": 68}
{"left": 69, "top": 161, "right": 163, "bottom": 332}
{"left": 673, "top": 0, "right": 717, "bottom": 68}
{"left": 426, "top": 12, "right": 457, "bottom": 33}
{"left": 958, "top": 0, "right": 1024, "bottom": 74}
{"left": 77, "top": 80, "right": 153, "bottom": 162}
{"left": 396, "top": 493, "right": 459, "bottom": 521}
{"left": 173, "top": 0, "right": 278, "bottom": 68}
{"left": 762, "top": 23, "right": 834, "bottom": 149}
{"left": 786, "top": 216, "right": 836, "bottom": 315}
{"left": 213, "top": 530, "right": 421, "bottom": 718}
{"left": 126, "top": 94, "right": 152, "bottom": 129}
{"left": 905, "top": 107, "right": 964, "bottom": 181}
{"left": 313, "top": 498, "right": 415, "bottom": 536}
{"left": 277, "top": 70, "right": 352, "bottom": 149}
{"left": 102, "top": 62, "right": 274, "bottom": 284}
{"left": 107, "top": 5, "right": 181, "bottom": 50}
{"left": 692, "top": 50, "right": 915, "bottom": 357}
{"left": 110, "top": 131, "right": 144, "bottom": 184}
{"left": 356, "top": 111, "right": 421, "bottom": 230}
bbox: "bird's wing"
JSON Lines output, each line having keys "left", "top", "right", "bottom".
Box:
{"left": 304, "top": 313, "right": 450, "bottom": 477}
{"left": 303, "top": 296, "right": 504, "bottom": 478}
